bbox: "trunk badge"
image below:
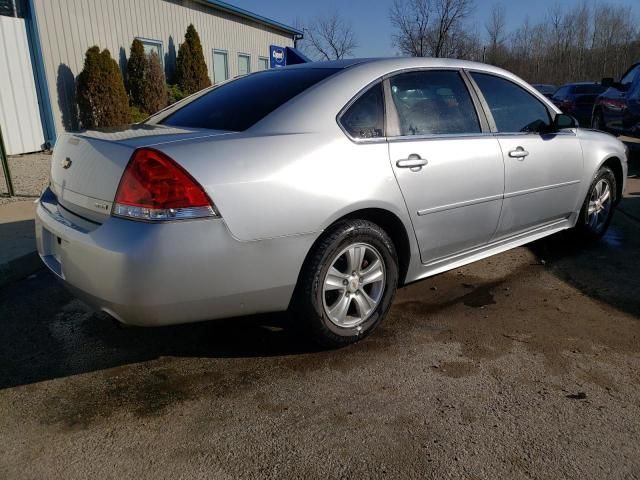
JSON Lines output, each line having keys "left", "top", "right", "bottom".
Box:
{"left": 62, "top": 157, "right": 72, "bottom": 169}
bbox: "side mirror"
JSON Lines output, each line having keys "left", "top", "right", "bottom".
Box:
{"left": 554, "top": 113, "right": 578, "bottom": 130}
{"left": 601, "top": 77, "right": 614, "bottom": 88}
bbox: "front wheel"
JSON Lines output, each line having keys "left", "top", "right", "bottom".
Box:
{"left": 291, "top": 219, "right": 399, "bottom": 348}
{"left": 574, "top": 166, "right": 616, "bottom": 241}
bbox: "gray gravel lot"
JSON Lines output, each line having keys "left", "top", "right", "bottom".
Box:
{"left": 0, "top": 159, "right": 639, "bottom": 480}
{"left": 0, "top": 153, "right": 50, "bottom": 204}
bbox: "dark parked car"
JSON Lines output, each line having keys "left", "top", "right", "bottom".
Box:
{"left": 592, "top": 62, "right": 640, "bottom": 147}
{"left": 531, "top": 84, "right": 556, "bottom": 99}
{"left": 551, "top": 82, "right": 606, "bottom": 126}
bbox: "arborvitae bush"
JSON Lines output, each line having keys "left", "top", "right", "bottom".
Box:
{"left": 167, "top": 84, "right": 188, "bottom": 105}
{"left": 175, "top": 24, "right": 211, "bottom": 94}
{"left": 76, "top": 46, "right": 129, "bottom": 129}
{"left": 141, "top": 52, "right": 168, "bottom": 114}
{"left": 127, "top": 38, "right": 146, "bottom": 109}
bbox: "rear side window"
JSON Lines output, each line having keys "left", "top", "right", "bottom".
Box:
{"left": 160, "top": 68, "right": 340, "bottom": 131}
{"left": 388, "top": 70, "right": 481, "bottom": 137}
{"left": 471, "top": 73, "right": 551, "bottom": 133}
{"left": 340, "top": 83, "right": 385, "bottom": 139}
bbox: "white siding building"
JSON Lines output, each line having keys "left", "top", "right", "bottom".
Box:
{"left": 0, "top": 0, "right": 302, "bottom": 152}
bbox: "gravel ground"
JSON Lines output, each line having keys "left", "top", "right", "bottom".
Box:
{"left": 0, "top": 159, "right": 638, "bottom": 479}
{"left": 0, "top": 153, "right": 51, "bottom": 204}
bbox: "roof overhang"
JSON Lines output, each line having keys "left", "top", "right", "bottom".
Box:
{"left": 195, "top": 0, "right": 303, "bottom": 38}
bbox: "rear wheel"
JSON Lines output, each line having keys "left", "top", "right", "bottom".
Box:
{"left": 292, "top": 220, "right": 398, "bottom": 348}
{"left": 575, "top": 166, "right": 616, "bottom": 241}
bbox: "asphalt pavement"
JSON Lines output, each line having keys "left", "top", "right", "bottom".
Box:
{"left": 1, "top": 162, "right": 639, "bottom": 480}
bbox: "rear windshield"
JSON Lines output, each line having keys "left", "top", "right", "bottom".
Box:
{"left": 573, "top": 84, "right": 606, "bottom": 94}
{"left": 160, "top": 68, "right": 340, "bottom": 131}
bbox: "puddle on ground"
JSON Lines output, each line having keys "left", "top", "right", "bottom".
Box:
{"left": 462, "top": 285, "right": 497, "bottom": 308}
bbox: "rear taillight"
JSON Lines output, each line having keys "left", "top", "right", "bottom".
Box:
{"left": 113, "top": 148, "right": 219, "bottom": 221}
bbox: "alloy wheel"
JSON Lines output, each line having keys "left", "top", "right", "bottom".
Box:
{"left": 322, "top": 242, "right": 386, "bottom": 328}
{"left": 587, "top": 178, "right": 612, "bottom": 233}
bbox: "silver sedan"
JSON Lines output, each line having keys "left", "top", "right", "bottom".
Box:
{"left": 36, "top": 58, "right": 628, "bottom": 346}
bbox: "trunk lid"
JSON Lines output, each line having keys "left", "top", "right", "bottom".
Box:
{"left": 50, "top": 125, "right": 233, "bottom": 222}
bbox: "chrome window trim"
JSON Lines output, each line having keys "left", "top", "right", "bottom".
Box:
{"left": 387, "top": 132, "right": 495, "bottom": 144}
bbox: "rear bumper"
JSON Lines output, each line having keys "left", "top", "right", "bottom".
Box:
{"left": 35, "top": 188, "right": 315, "bottom": 326}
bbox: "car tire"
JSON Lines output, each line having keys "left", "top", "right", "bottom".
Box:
{"left": 291, "top": 219, "right": 399, "bottom": 348}
{"left": 574, "top": 166, "right": 617, "bottom": 241}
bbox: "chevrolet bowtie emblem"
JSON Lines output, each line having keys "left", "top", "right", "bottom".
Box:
{"left": 62, "top": 157, "right": 72, "bottom": 169}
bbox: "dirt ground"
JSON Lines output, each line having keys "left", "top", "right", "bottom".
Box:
{"left": 1, "top": 161, "right": 639, "bottom": 480}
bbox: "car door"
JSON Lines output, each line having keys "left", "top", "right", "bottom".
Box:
{"left": 603, "top": 64, "right": 640, "bottom": 133}
{"left": 622, "top": 71, "right": 640, "bottom": 138}
{"left": 469, "top": 72, "right": 583, "bottom": 239}
{"left": 386, "top": 70, "right": 504, "bottom": 264}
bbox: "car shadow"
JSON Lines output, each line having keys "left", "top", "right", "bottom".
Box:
{"left": 0, "top": 270, "right": 328, "bottom": 389}
{"left": 527, "top": 150, "right": 640, "bottom": 318}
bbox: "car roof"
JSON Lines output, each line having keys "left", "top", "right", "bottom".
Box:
{"left": 285, "top": 57, "right": 511, "bottom": 73}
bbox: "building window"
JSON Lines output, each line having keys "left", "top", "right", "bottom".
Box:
{"left": 238, "top": 54, "right": 251, "bottom": 76}
{"left": 137, "top": 38, "right": 163, "bottom": 67}
{"left": 258, "top": 57, "right": 269, "bottom": 71}
{"left": 0, "top": 0, "right": 16, "bottom": 17}
{"left": 213, "top": 50, "right": 229, "bottom": 84}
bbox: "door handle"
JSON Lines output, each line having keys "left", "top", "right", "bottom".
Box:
{"left": 508, "top": 147, "right": 529, "bottom": 159}
{"left": 396, "top": 154, "right": 428, "bottom": 170}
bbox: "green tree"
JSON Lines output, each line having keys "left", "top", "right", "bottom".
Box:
{"left": 76, "top": 46, "right": 129, "bottom": 129}
{"left": 175, "top": 24, "right": 211, "bottom": 94}
{"left": 141, "top": 51, "right": 168, "bottom": 114}
{"left": 127, "top": 38, "right": 147, "bottom": 108}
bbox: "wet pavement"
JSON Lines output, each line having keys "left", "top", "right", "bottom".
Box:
{"left": 1, "top": 162, "right": 639, "bottom": 479}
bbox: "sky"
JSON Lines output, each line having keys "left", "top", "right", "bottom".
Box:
{"left": 232, "top": 0, "right": 639, "bottom": 57}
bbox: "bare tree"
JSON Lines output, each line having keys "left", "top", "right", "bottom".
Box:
{"left": 495, "top": 2, "right": 639, "bottom": 85}
{"left": 303, "top": 11, "right": 358, "bottom": 60}
{"left": 430, "top": 0, "right": 475, "bottom": 57}
{"left": 485, "top": 2, "right": 506, "bottom": 64}
{"left": 389, "top": 0, "right": 475, "bottom": 58}
{"left": 390, "top": 0, "right": 432, "bottom": 56}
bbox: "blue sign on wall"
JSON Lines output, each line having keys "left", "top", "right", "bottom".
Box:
{"left": 270, "top": 45, "right": 286, "bottom": 68}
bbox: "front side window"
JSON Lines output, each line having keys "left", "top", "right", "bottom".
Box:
{"left": 238, "top": 54, "right": 251, "bottom": 76}
{"left": 159, "top": 68, "right": 340, "bottom": 131}
{"left": 388, "top": 70, "right": 481, "bottom": 137}
{"left": 213, "top": 50, "right": 229, "bottom": 84}
{"left": 471, "top": 72, "right": 550, "bottom": 133}
{"left": 340, "top": 83, "right": 384, "bottom": 139}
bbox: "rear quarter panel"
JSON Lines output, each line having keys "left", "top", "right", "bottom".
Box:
{"left": 156, "top": 130, "right": 414, "bottom": 242}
